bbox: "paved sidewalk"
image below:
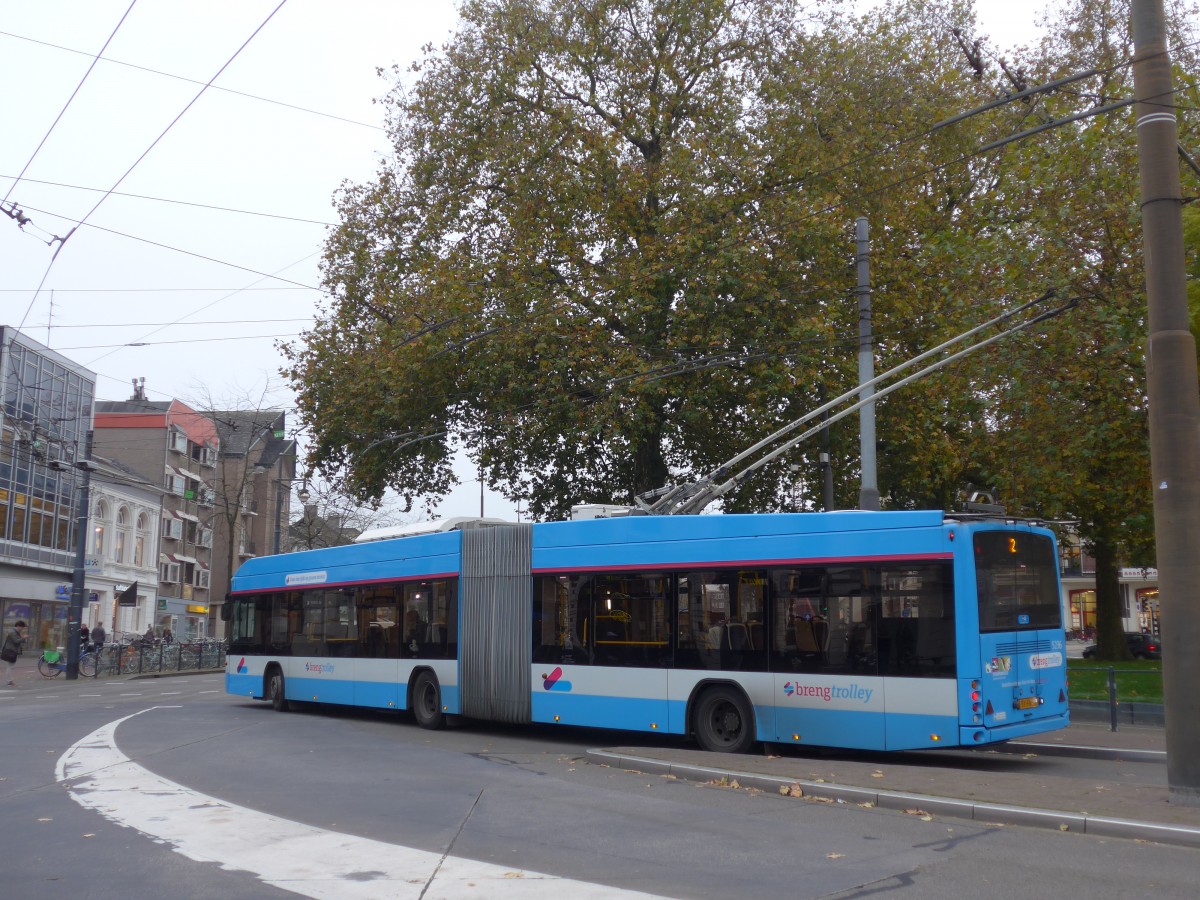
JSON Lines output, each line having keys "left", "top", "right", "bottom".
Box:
{"left": 589, "top": 723, "right": 1200, "bottom": 849}
{"left": 2, "top": 648, "right": 221, "bottom": 688}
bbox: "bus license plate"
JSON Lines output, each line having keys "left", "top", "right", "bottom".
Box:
{"left": 1016, "top": 697, "right": 1039, "bottom": 710}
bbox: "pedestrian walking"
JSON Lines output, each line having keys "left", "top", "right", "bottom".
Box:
{"left": 92, "top": 623, "right": 106, "bottom": 648}
{"left": 2, "top": 620, "right": 28, "bottom": 685}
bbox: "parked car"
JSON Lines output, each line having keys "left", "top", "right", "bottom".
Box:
{"left": 1081, "top": 632, "right": 1162, "bottom": 660}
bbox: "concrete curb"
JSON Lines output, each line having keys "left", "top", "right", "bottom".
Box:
{"left": 1005, "top": 739, "right": 1166, "bottom": 763}
{"left": 585, "top": 749, "right": 1200, "bottom": 850}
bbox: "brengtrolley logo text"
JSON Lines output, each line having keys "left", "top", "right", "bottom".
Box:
{"left": 783, "top": 682, "right": 873, "bottom": 703}
{"left": 305, "top": 662, "right": 335, "bottom": 674}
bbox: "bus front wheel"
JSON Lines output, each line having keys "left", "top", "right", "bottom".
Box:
{"left": 412, "top": 671, "right": 445, "bottom": 730}
{"left": 693, "top": 686, "right": 756, "bottom": 753}
{"left": 267, "top": 668, "right": 290, "bottom": 712}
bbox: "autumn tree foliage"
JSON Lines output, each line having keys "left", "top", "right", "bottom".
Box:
{"left": 285, "top": 0, "right": 1016, "bottom": 519}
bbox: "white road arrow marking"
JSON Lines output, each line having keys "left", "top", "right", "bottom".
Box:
{"left": 57, "top": 708, "right": 665, "bottom": 899}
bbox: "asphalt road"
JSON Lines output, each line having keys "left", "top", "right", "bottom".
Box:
{"left": 2, "top": 674, "right": 1197, "bottom": 899}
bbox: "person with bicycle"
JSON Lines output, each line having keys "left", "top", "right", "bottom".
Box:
{"left": 3, "top": 620, "right": 27, "bottom": 686}
{"left": 92, "top": 622, "right": 106, "bottom": 651}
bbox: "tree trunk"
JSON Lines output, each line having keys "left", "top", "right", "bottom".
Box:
{"left": 1092, "top": 533, "right": 1133, "bottom": 660}
{"left": 631, "top": 423, "right": 670, "bottom": 499}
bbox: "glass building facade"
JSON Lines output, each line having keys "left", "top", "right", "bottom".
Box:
{"left": 0, "top": 327, "right": 96, "bottom": 650}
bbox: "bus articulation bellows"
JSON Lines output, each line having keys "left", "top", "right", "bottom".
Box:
{"left": 224, "top": 510, "right": 1069, "bottom": 752}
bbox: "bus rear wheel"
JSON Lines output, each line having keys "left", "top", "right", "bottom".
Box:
{"left": 693, "top": 686, "right": 756, "bottom": 754}
{"left": 267, "top": 668, "right": 290, "bottom": 712}
{"left": 412, "top": 671, "right": 445, "bottom": 730}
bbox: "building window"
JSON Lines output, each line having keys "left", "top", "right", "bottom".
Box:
{"left": 91, "top": 500, "right": 108, "bottom": 556}
{"left": 114, "top": 506, "right": 130, "bottom": 564}
{"left": 134, "top": 512, "right": 148, "bottom": 567}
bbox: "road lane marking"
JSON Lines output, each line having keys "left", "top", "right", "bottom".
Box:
{"left": 56, "top": 709, "right": 668, "bottom": 900}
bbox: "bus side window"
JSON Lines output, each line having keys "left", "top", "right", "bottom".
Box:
{"left": 533, "top": 575, "right": 590, "bottom": 665}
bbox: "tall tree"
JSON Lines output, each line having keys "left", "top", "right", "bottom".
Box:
{"left": 286, "top": 0, "right": 1009, "bottom": 519}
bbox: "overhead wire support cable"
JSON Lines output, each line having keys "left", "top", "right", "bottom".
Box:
{"left": 62, "top": 0, "right": 291, "bottom": 250}
{"left": 926, "top": 66, "right": 1108, "bottom": 135}
{"left": 642, "top": 290, "right": 1072, "bottom": 516}
{"left": 13, "top": 0, "right": 290, "bottom": 335}
{"left": 1, "top": 1, "right": 138, "bottom": 206}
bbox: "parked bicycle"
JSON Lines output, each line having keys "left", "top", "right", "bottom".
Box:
{"left": 39, "top": 646, "right": 97, "bottom": 678}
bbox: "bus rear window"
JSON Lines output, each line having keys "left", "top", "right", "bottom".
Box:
{"left": 974, "top": 532, "right": 1060, "bottom": 632}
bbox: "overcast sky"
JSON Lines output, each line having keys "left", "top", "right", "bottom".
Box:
{"left": 1, "top": 0, "right": 1053, "bottom": 519}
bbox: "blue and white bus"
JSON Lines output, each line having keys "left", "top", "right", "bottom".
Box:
{"left": 224, "top": 511, "right": 1069, "bottom": 752}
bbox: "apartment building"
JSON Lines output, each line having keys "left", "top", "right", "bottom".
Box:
{"left": 208, "top": 410, "right": 297, "bottom": 636}
{"left": 94, "top": 383, "right": 219, "bottom": 640}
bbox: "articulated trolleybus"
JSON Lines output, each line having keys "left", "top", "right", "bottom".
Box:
{"left": 224, "top": 511, "right": 1069, "bottom": 752}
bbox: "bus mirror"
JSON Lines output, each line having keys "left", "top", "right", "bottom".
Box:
{"left": 220, "top": 597, "right": 232, "bottom": 621}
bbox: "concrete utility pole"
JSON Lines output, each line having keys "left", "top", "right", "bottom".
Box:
{"left": 820, "top": 387, "right": 834, "bottom": 511}
{"left": 1132, "top": 0, "right": 1200, "bottom": 805}
{"left": 65, "top": 430, "right": 94, "bottom": 680}
{"left": 856, "top": 217, "right": 880, "bottom": 510}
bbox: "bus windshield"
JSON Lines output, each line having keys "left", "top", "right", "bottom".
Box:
{"left": 974, "top": 532, "right": 1061, "bottom": 632}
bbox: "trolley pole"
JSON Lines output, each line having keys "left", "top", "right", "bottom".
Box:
{"left": 1132, "top": 0, "right": 1200, "bottom": 805}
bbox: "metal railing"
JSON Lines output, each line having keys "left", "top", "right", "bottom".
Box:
{"left": 89, "top": 639, "right": 227, "bottom": 677}
{"left": 1070, "top": 666, "right": 1164, "bottom": 731}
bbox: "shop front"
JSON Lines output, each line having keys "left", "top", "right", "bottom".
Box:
{"left": 0, "top": 579, "right": 98, "bottom": 652}
{"left": 1, "top": 597, "right": 66, "bottom": 651}
{"left": 1062, "top": 567, "right": 1160, "bottom": 639}
{"left": 1122, "top": 568, "right": 1160, "bottom": 635}
{"left": 157, "top": 597, "right": 209, "bottom": 640}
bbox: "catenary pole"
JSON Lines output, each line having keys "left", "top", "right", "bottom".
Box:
{"left": 1131, "top": 0, "right": 1200, "bottom": 805}
{"left": 856, "top": 218, "right": 880, "bottom": 510}
{"left": 65, "top": 429, "right": 93, "bottom": 680}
